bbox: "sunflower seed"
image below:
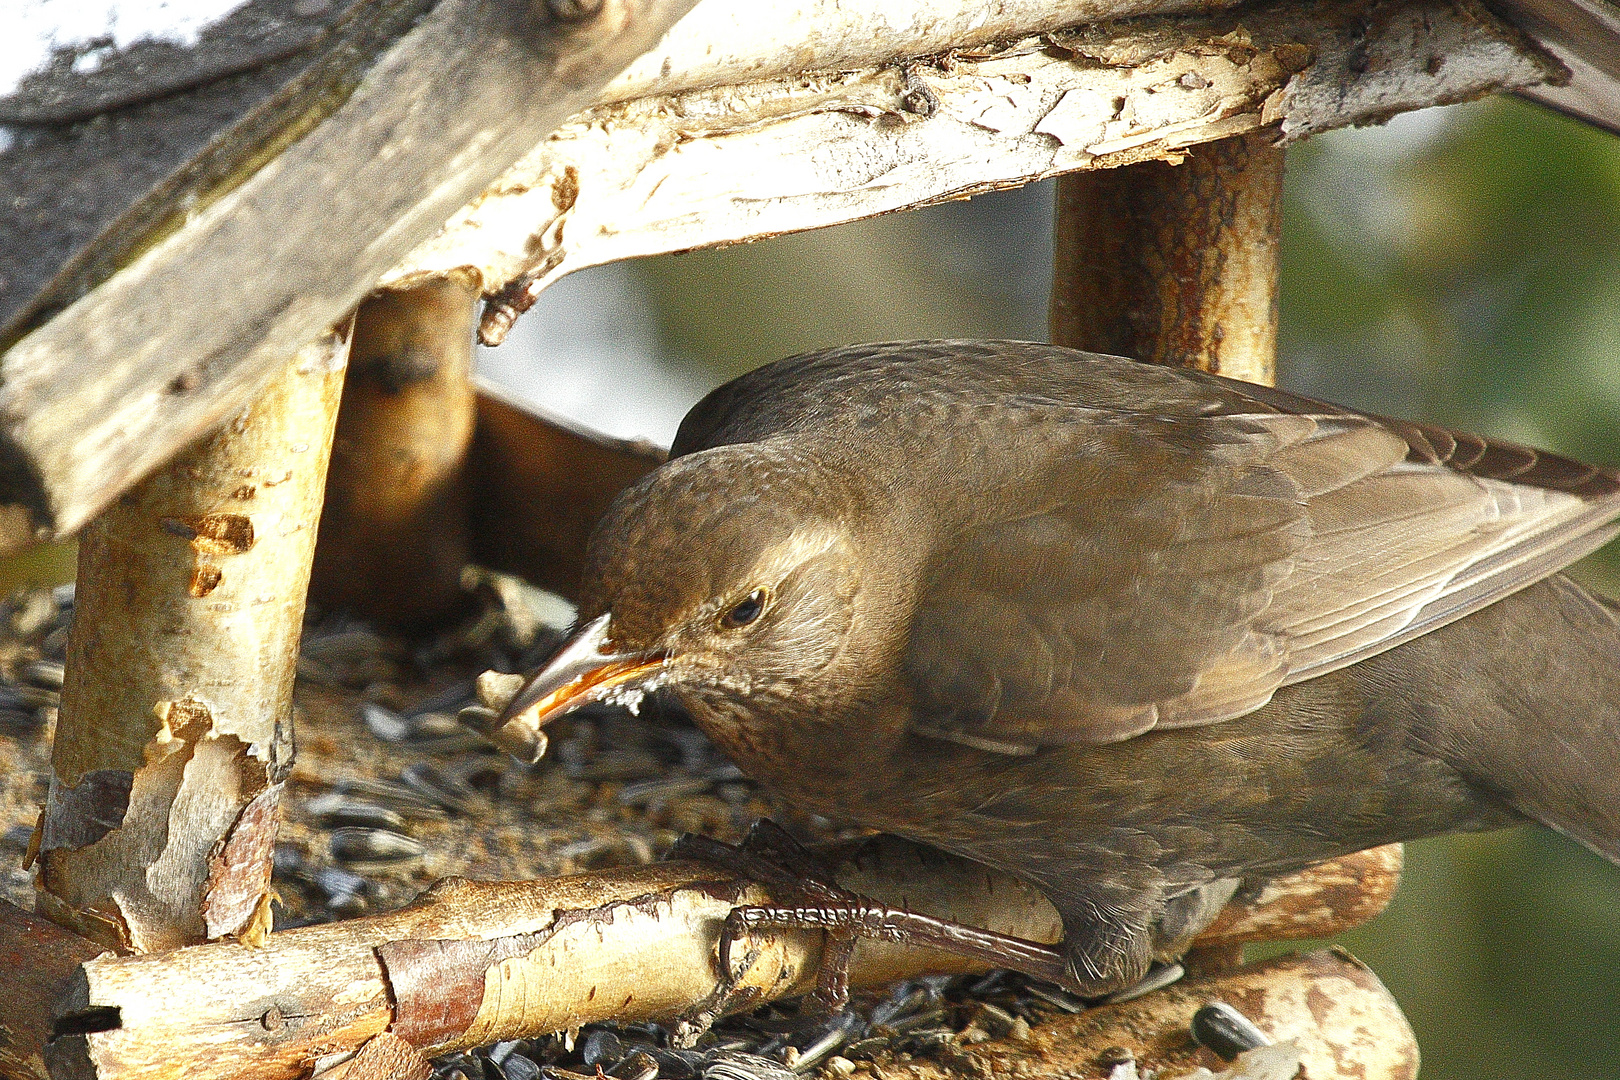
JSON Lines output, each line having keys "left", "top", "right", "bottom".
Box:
{"left": 504, "top": 1056, "right": 543, "bottom": 1080}
{"left": 401, "top": 762, "right": 476, "bottom": 814}
{"left": 0, "top": 707, "right": 41, "bottom": 735}
{"left": 618, "top": 775, "right": 714, "bottom": 806}
{"left": 21, "top": 659, "right": 64, "bottom": 689}
{"left": 334, "top": 777, "right": 449, "bottom": 818}
{"left": 580, "top": 1030, "right": 625, "bottom": 1067}
{"left": 330, "top": 827, "right": 425, "bottom": 863}
{"left": 1190, "top": 1001, "right": 1270, "bottom": 1061}
{"left": 306, "top": 794, "right": 406, "bottom": 831}
{"left": 608, "top": 1051, "right": 658, "bottom": 1080}
{"left": 362, "top": 702, "right": 413, "bottom": 742}
{"left": 705, "top": 1051, "right": 797, "bottom": 1080}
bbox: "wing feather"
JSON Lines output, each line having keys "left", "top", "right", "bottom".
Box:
{"left": 905, "top": 377, "right": 1620, "bottom": 751}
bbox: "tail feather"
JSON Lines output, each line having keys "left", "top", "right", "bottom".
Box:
{"left": 1369, "top": 574, "right": 1620, "bottom": 864}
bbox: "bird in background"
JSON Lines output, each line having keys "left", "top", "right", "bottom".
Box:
{"left": 481, "top": 339, "right": 1620, "bottom": 1000}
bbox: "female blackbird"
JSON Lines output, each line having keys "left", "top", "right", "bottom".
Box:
{"left": 488, "top": 340, "right": 1620, "bottom": 997}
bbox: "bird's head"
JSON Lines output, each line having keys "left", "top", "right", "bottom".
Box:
{"left": 484, "top": 444, "right": 881, "bottom": 761}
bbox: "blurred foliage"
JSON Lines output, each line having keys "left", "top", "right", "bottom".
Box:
{"left": 631, "top": 93, "right": 1620, "bottom": 1080}
{"left": 0, "top": 541, "right": 74, "bottom": 593}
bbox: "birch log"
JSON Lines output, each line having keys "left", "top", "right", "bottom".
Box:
{"left": 43, "top": 836, "right": 1404, "bottom": 1080}
{"left": 34, "top": 332, "right": 350, "bottom": 953}
{"left": 371, "top": 0, "right": 1563, "bottom": 342}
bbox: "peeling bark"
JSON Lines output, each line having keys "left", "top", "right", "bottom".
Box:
{"left": 35, "top": 331, "right": 350, "bottom": 952}
{"left": 46, "top": 836, "right": 1403, "bottom": 1079}
{"left": 312, "top": 279, "right": 480, "bottom": 630}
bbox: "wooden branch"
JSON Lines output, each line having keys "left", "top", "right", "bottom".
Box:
{"left": 35, "top": 332, "right": 350, "bottom": 953}
{"left": 43, "top": 835, "right": 1402, "bottom": 1079}
{"left": 311, "top": 279, "right": 481, "bottom": 630}
{"left": 1050, "top": 128, "right": 1286, "bottom": 382}
{"left": 0, "top": 0, "right": 700, "bottom": 542}
{"left": 372, "top": 0, "right": 1562, "bottom": 343}
{"left": 466, "top": 382, "right": 664, "bottom": 603}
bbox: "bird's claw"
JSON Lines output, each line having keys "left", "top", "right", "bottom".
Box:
{"left": 670, "top": 821, "right": 861, "bottom": 1035}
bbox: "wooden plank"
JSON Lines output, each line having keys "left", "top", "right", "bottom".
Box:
{"left": 466, "top": 381, "right": 664, "bottom": 602}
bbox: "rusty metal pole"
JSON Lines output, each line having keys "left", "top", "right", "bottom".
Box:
{"left": 1050, "top": 129, "right": 1284, "bottom": 384}
{"left": 310, "top": 278, "right": 480, "bottom": 631}
{"left": 1049, "top": 130, "right": 1404, "bottom": 977}
{"left": 34, "top": 330, "right": 349, "bottom": 952}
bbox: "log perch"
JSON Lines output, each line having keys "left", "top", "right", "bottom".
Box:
{"left": 42, "top": 836, "right": 1402, "bottom": 1080}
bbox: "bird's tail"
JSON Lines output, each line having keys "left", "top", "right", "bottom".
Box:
{"left": 1378, "top": 573, "right": 1620, "bottom": 863}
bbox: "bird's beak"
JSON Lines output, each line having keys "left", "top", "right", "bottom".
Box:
{"left": 473, "top": 613, "right": 667, "bottom": 764}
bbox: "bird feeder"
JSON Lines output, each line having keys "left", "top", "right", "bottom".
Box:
{"left": 0, "top": 0, "right": 1616, "bottom": 1076}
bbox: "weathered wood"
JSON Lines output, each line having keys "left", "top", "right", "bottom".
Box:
{"left": 0, "top": 899, "right": 105, "bottom": 1080}
{"left": 1050, "top": 128, "right": 1286, "bottom": 383}
{"left": 1496, "top": 0, "right": 1620, "bottom": 133}
{"left": 45, "top": 836, "right": 1405, "bottom": 1079}
{"left": 372, "top": 0, "right": 1562, "bottom": 343}
{"left": 0, "top": 0, "right": 433, "bottom": 341}
{"left": 0, "top": 0, "right": 700, "bottom": 542}
{"left": 921, "top": 949, "right": 1418, "bottom": 1080}
{"left": 1197, "top": 845, "right": 1404, "bottom": 947}
{"left": 311, "top": 279, "right": 480, "bottom": 630}
{"left": 467, "top": 383, "right": 664, "bottom": 603}
{"left": 35, "top": 331, "right": 349, "bottom": 953}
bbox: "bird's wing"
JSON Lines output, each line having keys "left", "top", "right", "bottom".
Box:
{"left": 905, "top": 398, "right": 1620, "bottom": 751}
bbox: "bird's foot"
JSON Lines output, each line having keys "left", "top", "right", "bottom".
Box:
{"left": 670, "top": 821, "right": 859, "bottom": 1036}
{"left": 670, "top": 820, "right": 1081, "bottom": 1040}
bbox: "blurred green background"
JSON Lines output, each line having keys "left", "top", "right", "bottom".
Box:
{"left": 6, "top": 92, "right": 1618, "bottom": 1077}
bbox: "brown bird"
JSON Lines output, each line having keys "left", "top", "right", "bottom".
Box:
{"left": 486, "top": 339, "right": 1620, "bottom": 998}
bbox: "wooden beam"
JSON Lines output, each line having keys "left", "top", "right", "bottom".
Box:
{"left": 34, "top": 332, "right": 349, "bottom": 953}
{"left": 311, "top": 280, "right": 480, "bottom": 630}
{"left": 466, "top": 384, "right": 664, "bottom": 603}
{"left": 374, "top": 0, "right": 1562, "bottom": 344}
{"left": 0, "top": 899, "right": 104, "bottom": 1080}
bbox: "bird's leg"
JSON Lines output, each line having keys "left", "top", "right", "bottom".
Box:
{"left": 671, "top": 822, "right": 1077, "bottom": 1024}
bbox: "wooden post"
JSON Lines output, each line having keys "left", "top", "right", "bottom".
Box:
{"left": 1049, "top": 131, "right": 1402, "bottom": 974}
{"left": 1050, "top": 129, "right": 1286, "bottom": 384}
{"left": 311, "top": 279, "right": 479, "bottom": 630}
{"left": 34, "top": 330, "right": 350, "bottom": 953}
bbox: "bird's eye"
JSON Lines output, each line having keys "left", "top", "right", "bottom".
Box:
{"left": 721, "top": 588, "right": 769, "bottom": 629}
